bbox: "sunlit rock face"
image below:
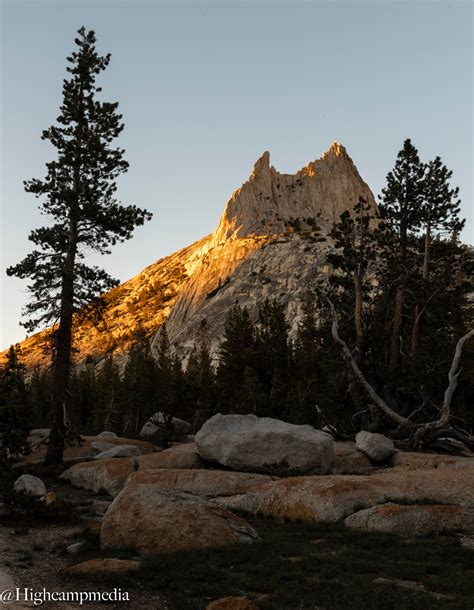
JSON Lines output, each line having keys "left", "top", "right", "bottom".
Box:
{"left": 211, "top": 142, "right": 375, "bottom": 245}
{"left": 6, "top": 143, "right": 376, "bottom": 371}
{"left": 154, "top": 142, "right": 377, "bottom": 360}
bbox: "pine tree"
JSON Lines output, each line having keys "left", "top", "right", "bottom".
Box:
{"left": 6, "top": 28, "right": 152, "bottom": 463}
{"left": 410, "top": 156, "right": 465, "bottom": 356}
{"left": 121, "top": 327, "right": 157, "bottom": 437}
{"left": 328, "top": 197, "right": 380, "bottom": 365}
{"left": 0, "top": 345, "right": 30, "bottom": 461}
{"left": 253, "top": 298, "right": 290, "bottom": 415}
{"left": 93, "top": 355, "right": 121, "bottom": 433}
{"left": 217, "top": 304, "right": 255, "bottom": 410}
{"left": 379, "top": 139, "right": 426, "bottom": 378}
{"left": 28, "top": 367, "right": 51, "bottom": 427}
{"left": 185, "top": 340, "right": 216, "bottom": 430}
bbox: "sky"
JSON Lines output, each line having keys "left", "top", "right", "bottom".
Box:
{"left": 1, "top": 0, "right": 472, "bottom": 349}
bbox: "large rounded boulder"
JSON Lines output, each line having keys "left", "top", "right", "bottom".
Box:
{"left": 100, "top": 484, "right": 258, "bottom": 554}
{"left": 195, "top": 414, "right": 335, "bottom": 475}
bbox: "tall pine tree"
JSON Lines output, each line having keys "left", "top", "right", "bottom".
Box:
{"left": 379, "top": 139, "right": 426, "bottom": 380}
{"left": 7, "top": 28, "right": 152, "bottom": 463}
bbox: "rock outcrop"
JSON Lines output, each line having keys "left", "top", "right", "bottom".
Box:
{"left": 216, "top": 459, "right": 474, "bottom": 524}
{"left": 344, "top": 502, "right": 474, "bottom": 536}
{"left": 155, "top": 143, "right": 377, "bottom": 361}
{"left": 60, "top": 457, "right": 137, "bottom": 497}
{"left": 195, "top": 413, "right": 335, "bottom": 475}
{"left": 137, "top": 443, "right": 204, "bottom": 470}
{"left": 94, "top": 444, "right": 142, "bottom": 460}
{"left": 67, "top": 559, "right": 140, "bottom": 578}
{"left": 125, "top": 468, "right": 272, "bottom": 498}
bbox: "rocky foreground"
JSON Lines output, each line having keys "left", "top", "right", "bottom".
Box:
{"left": 3, "top": 415, "right": 474, "bottom": 609}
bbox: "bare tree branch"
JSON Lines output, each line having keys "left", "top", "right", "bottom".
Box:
{"left": 326, "top": 297, "right": 474, "bottom": 453}
{"left": 326, "top": 298, "right": 414, "bottom": 430}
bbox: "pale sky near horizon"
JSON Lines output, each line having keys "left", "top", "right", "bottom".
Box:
{"left": 1, "top": 0, "right": 473, "bottom": 349}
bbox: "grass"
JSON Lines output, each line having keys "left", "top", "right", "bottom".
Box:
{"left": 97, "top": 517, "right": 474, "bottom": 610}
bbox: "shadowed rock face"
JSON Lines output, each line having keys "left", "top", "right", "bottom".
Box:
{"left": 5, "top": 143, "right": 376, "bottom": 371}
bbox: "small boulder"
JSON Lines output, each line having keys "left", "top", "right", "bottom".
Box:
{"left": 60, "top": 457, "right": 137, "bottom": 497}
{"left": 137, "top": 443, "right": 204, "bottom": 470}
{"left": 206, "top": 597, "right": 259, "bottom": 610}
{"left": 355, "top": 431, "right": 395, "bottom": 463}
{"left": 67, "top": 541, "right": 88, "bottom": 555}
{"left": 94, "top": 444, "right": 141, "bottom": 460}
{"left": 97, "top": 431, "right": 117, "bottom": 438}
{"left": 100, "top": 484, "right": 258, "bottom": 554}
{"left": 14, "top": 474, "right": 46, "bottom": 497}
{"left": 67, "top": 558, "right": 140, "bottom": 578}
{"left": 196, "top": 413, "right": 335, "bottom": 475}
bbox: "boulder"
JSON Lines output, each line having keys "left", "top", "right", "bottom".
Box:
{"left": 27, "top": 428, "right": 50, "bottom": 444}
{"left": 67, "top": 558, "right": 140, "bottom": 578}
{"left": 140, "top": 412, "right": 191, "bottom": 441}
{"left": 126, "top": 469, "right": 272, "bottom": 498}
{"left": 355, "top": 431, "right": 395, "bottom": 462}
{"left": 94, "top": 444, "right": 142, "bottom": 460}
{"left": 333, "top": 442, "right": 373, "bottom": 474}
{"left": 97, "top": 431, "right": 118, "bottom": 438}
{"left": 100, "top": 484, "right": 258, "bottom": 554}
{"left": 60, "top": 458, "right": 137, "bottom": 497}
{"left": 14, "top": 474, "right": 46, "bottom": 497}
{"left": 196, "top": 414, "right": 335, "bottom": 475}
{"left": 344, "top": 502, "right": 474, "bottom": 536}
{"left": 137, "top": 443, "right": 204, "bottom": 470}
{"left": 216, "top": 466, "right": 474, "bottom": 524}
{"left": 90, "top": 441, "right": 115, "bottom": 453}
{"left": 206, "top": 597, "right": 259, "bottom": 610}
{"left": 67, "top": 541, "right": 88, "bottom": 555}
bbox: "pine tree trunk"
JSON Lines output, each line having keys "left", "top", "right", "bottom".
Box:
{"left": 348, "top": 274, "right": 365, "bottom": 412}
{"left": 389, "top": 285, "right": 404, "bottom": 374}
{"left": 354, "top": 275, "right": 364, "bottom": 363}
{"left": 410, "top": 218, "right": 430, "bottom": 357}
{"left": 44, "top": 214, "right": 78, "bottom": 465}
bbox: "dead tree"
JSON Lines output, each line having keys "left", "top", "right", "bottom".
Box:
{"left": 327, "top": 298, "right": 474, "bottom": 452}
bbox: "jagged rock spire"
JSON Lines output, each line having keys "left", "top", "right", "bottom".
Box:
{"left": 211, "top": 142, "right": 376, "bottom": 245}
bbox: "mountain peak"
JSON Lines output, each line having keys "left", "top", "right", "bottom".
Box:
{"left": 211, "top": 142, "right": 375, "bottom": 245}
{"left": 251, "top": 150, "right": 271, "bottom": 178}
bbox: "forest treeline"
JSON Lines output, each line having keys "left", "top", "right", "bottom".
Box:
{"left": 1, "top": 139, "right": 473, "bottom": 449}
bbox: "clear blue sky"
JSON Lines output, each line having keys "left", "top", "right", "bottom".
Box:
{"left": 1, "top": 0, "right": 472, "bottom": 349}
